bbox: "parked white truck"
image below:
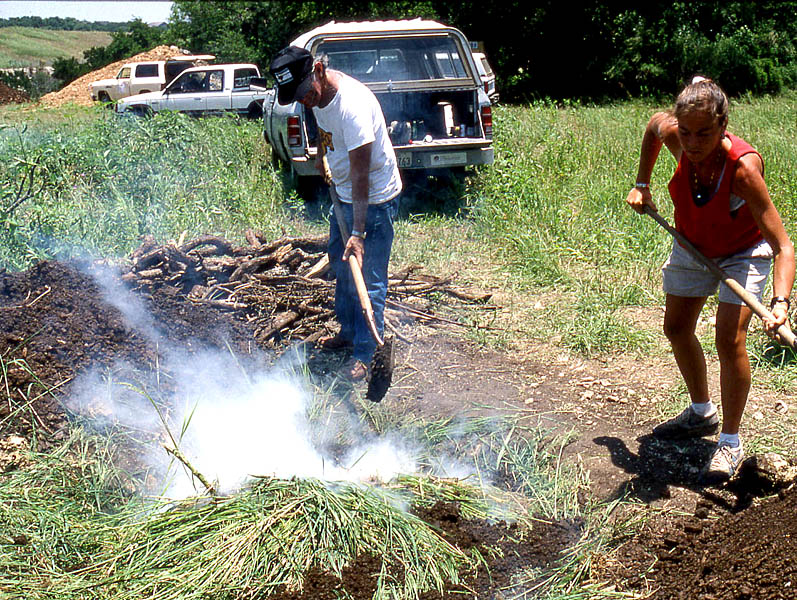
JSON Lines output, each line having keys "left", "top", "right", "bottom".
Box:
{"left": 262, "top": 20, "right": 494, "bottom": 184}
{"left": 89, "top": 55, "right": 215, "bottom": 102}
{"left": 114, "top": 63, "right": 268, "bottom": 118}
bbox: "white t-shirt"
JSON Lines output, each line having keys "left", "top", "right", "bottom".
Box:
{"left": 313, "top": 73, "right": 402, "bottom": 204}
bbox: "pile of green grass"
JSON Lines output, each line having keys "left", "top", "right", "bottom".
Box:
{"left": 0, "top": 376, "right": 604, "bottom": 599}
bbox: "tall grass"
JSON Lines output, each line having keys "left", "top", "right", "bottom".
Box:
{"left": 0, "top": 110, "right": 294, "bottom": 270}
{"left": 3, "top": 95, "right": 796, "bottom": 364}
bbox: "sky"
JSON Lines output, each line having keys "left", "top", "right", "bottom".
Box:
{"left": 0, "top": 1, "right": 174, "bottom": 23}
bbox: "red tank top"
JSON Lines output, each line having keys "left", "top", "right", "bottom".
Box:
{"left": 668, "top": 132, "right": 764, "bottom": 258}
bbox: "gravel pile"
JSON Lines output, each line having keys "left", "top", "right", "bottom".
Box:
{"left": 39, "top": 45, "right": 189, "bottom": 108}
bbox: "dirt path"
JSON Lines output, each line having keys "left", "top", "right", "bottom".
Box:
{"left": 1, "top": 258, "right": 796, "bottom": 598}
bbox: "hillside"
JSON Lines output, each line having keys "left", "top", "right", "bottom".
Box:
{"left": 0, "top": 26, "right": 111, "bottom": 68}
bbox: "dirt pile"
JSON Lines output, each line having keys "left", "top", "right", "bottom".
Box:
{"left": 0, "top": 81, "right": 30, "bottom": 105}
{"left": 602, "top": 480, "right": 797, "bottom": 599}
{"left": 0, "top": 240, "right": 565, "bottom": 599}
{"left": 38, "top": 45, "right": 187, "bottom": 108}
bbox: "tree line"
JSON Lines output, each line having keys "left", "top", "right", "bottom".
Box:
{"left": 0, "top": 16, "right": 133, "bottom": 32}
{"left": 4, "top": 1, "right": 797, "bottom": 102}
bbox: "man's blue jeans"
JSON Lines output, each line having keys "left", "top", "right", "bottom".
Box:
{"left": 328, "top": 196, "right": 399, "bottom": 363}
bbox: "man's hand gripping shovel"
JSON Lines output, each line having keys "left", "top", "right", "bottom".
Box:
{"left": 322, "top": 156, "right": 394, "bottom": 401}
{"left": 641, "top": 204, "right": 796, "bottom": 349}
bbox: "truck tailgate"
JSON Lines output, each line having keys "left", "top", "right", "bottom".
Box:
{"left": 393, "top": 139, "right": 493, "bottom": 169}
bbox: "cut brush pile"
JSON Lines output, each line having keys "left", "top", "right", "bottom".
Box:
{"left": 121, "top": 230, "right": 495, "bottom": 348}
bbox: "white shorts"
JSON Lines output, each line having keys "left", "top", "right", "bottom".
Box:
{"left": 661, "top": 239, "right": 773, "bottom": 305}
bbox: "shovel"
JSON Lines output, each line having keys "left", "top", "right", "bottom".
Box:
{"left": 643, "top": 205, "right": 796, "bottom": 349}
{"left": 325, "top": 171, "right": 394, "bottom": 402}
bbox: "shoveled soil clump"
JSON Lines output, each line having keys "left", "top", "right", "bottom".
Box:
{"left": 600, "top": 483, "right": 797, "bottom": 599}
{"left": 0, "top": 259, "right": 258, "bottom": 443}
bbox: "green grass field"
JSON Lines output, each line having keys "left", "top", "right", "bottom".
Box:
{"left": 0, "top": 26, "right": 111, "bottom": 68}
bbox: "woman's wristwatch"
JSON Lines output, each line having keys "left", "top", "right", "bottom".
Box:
{"left": 770, "top": 296, "right": 791, "bottom": 311}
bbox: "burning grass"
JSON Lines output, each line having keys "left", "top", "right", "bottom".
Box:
{"left": 0, "top": 348, "right": 608, "bottom": 599}
{"left": 0, "top": 429, "right": 578, "bottom": 599}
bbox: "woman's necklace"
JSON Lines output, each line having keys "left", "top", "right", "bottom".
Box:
{"left": 691, "top": 147, "right": 725, "bottom": 206}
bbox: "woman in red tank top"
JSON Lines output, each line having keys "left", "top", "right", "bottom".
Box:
{"left": 625, "top": 77, "right": 794, "bottom": 482}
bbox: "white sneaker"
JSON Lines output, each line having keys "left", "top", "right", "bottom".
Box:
{"left": 701, "top": 441, "right": 744, "bottom": 483}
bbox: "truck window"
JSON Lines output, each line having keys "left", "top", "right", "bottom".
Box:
{"left": 135, "top": 64, "right": 159, "bottom": 78}
{"left": 233, "top": 68, "right": 258, "bottom": 89}
{"left": 316, "top": 34, "right": 472, "bottom": 83}
{"left": 208, "top": 70, "right": 224, "bottom": 92}
{"left": 118, "top": 67, "right": 131, "bottom": 79}
{"left": 171, "top": 71, "right": 206, "bottom": 93}
{"left": 479, "top": 56, "right": 493, "bottom": 77}
{"left": 165, "top": 61, "right": 192, "bottom": 83}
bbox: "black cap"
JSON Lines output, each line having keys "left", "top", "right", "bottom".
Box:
{"left": 269, "top": 46, "right": 314, "bottom": 105}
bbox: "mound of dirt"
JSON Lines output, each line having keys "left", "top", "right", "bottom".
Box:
{"left": 0, "top": 252, "right": 574, "bottom": 598}
{"left": 38, "top": 44, "right": 189, "bottom": 108}
{"left": 0, "top": 81, "right": 30, "bottom": 105}
{"left": 0, "top": 258, "right": 260, "bottom": 441}
{"left": 601, "top": 483, "right": 797, "bottom": 599}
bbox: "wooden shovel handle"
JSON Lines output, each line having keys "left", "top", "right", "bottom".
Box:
{"left": 643, "top": 205, "right": 796, "bottom": 349}
{"left": 325, "top": 160, "right": 384, "bottom": 347}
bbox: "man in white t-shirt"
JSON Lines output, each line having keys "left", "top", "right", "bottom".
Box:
{"left": 270, "top": 46, "right": 402, "bottom": 381}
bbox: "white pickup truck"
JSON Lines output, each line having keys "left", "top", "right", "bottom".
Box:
{"left": 114, "top": 64, "right": 268, "bottom": 118}
{"left": 262, "top": 20, "right": 494, "bottom": 184}
{"left": 89, "top": 55, "right": 214, "bottom": 102}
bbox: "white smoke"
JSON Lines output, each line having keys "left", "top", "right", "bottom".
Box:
{"left": 64, "top": 263, "right": 482, "bottom": 499}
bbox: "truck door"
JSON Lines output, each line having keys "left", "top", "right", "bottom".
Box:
{"left": 116, "top": 66, "right": 132, "bottom": 100}
{"left": 203, "top": 70, "right": 227, "bottom": 113}
{"left": 163, "top": 70, "right": 209, "bottom": 113}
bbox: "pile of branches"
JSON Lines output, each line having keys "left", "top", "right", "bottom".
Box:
{"left": 121, "top": 231, "right": 494, "bottom": 347}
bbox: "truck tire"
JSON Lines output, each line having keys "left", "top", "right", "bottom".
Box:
{"left": 128, "top": 105, "right": 154, "bottom": 118}
{"left": 291, "top": 169, "right": 325, "bottom": 203}
{"left": 138, "top": 90, "right": 151, "bottom": 94}
{"left": 247, "top": 101, "right": 264, "bottom": 120}
{"left": 98, "top": 91, "right": 111, "bottom": 104}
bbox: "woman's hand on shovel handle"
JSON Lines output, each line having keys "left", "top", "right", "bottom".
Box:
{"left": 626, "top": 185, "right": 658, "bottom": 215}
{"left": 763, "top": 303, "right": 791, "bottom": 343}
{"left": 343, "top": 235, "right": 365, "bottom": 269}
